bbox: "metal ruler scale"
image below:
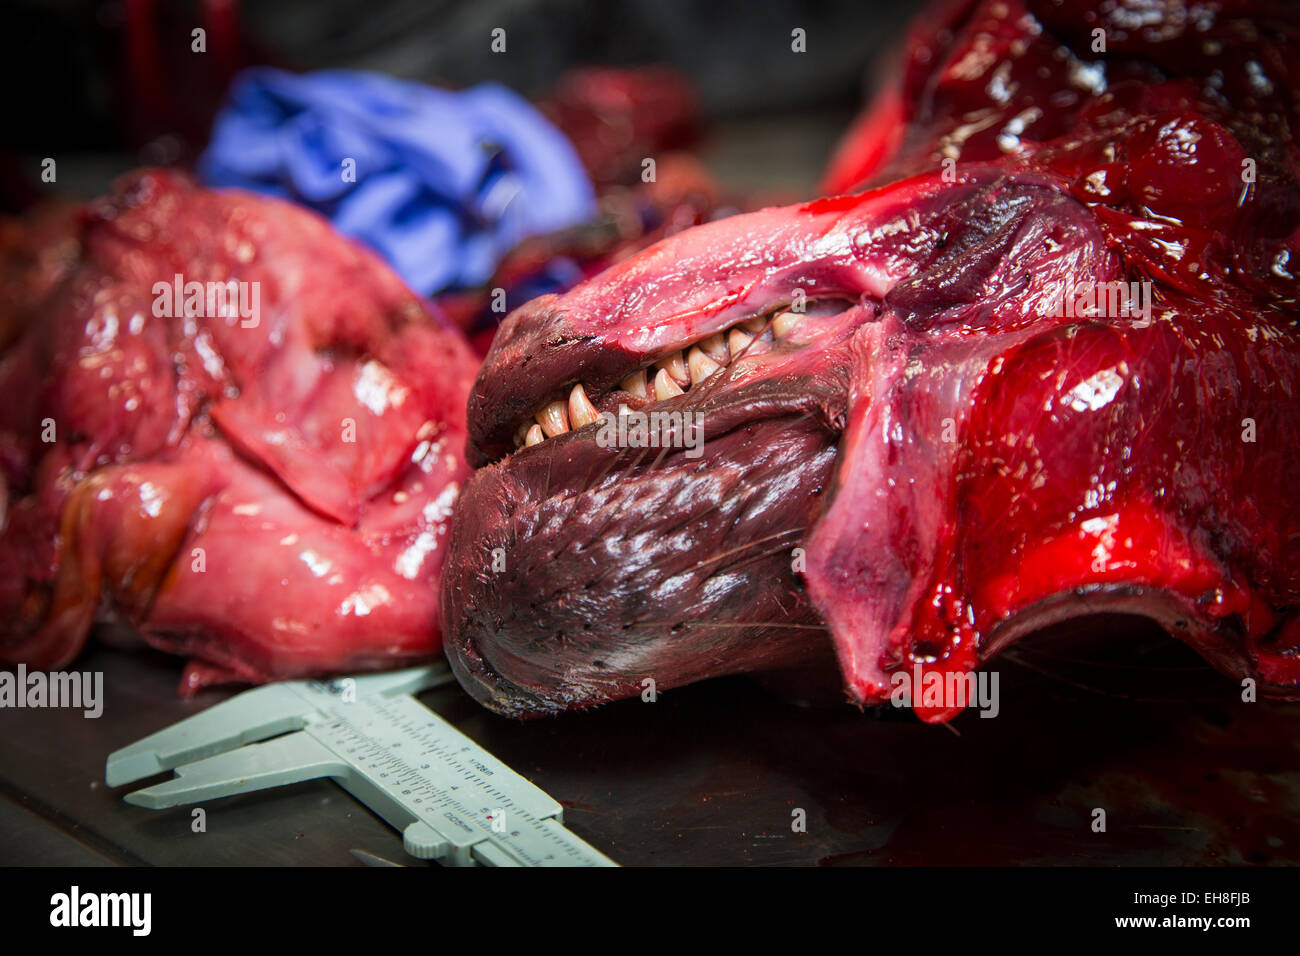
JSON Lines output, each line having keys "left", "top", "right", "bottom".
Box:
{"left": 105, "top": 664, "right": 616, "bottom": 867}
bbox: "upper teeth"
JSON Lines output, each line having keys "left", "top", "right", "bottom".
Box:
{"left": 536, "top": 399, "right": 569, "bottom": 437}
{"left": 728, "top": 327, "right": 753, "bottom": 353}
{"left": 568, "top": 382, "right": 600, "bottom": 428}
{"left": 772, "top": 310, "right": 802, "bottom": 338}
{"left": 513, "top": 307, "right": 808, "bottom": 450}
{"left": 699, "top": 332, "right": 729, "bottom": 361}
{"left": 655, "top": 351, "right": 690, "bottom": 387}
{"left": 654, "top": 368, "right": 685, "bottom": 399}
{"left": 687, "top": 345, "right": 721, "bottom": 382}
{"left": 620, "top": 371, "right": 648, "bottom": 398}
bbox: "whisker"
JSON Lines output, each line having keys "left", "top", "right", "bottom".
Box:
{"left": 674, "top": 527, "right": 805, "bottom": 578}
{"left": 629, "top": 620, "right": 827, "bottom": 630}
{"left": 542, "top": 438, "right": 556, "bottom": 501}
{"left": 1001, "top": 650, "right": 1226, "bottom": 703}
{"left": 578, "top": 442, "right": 626, "bottom": 497}
{"left": 713, "top": 540, "right": 805, "bottom": 576}
{"left": 689, "top": 313, "right": 774, "bottom": 402}
{"left": 574, "top": 446, "right": 656, "bottom": 554}
{"left": 1012, "top": 645, "right": 1207, "bottom": 671}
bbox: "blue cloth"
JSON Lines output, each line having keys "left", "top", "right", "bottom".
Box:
{"left": 197, "top": 68, "right": 595, "bottom": 295}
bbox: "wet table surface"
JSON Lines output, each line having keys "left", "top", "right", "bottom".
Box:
{"left": 1, "top": 617, "right": 1297, "bottom": 867}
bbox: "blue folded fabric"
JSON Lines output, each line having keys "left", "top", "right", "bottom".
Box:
{"left": 197, "top": 67, "right": 595, "bottom": 294}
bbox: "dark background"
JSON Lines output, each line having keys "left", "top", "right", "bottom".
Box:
{"left": 1, "top": 0, "right": 922, "bottom": 206}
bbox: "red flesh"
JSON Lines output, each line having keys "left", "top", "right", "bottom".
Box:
{"left": 442, "top": 0, "right": 1300, "bottom": 718}
{"left": 0, "top": 170, "right": 477, "bottom": 692}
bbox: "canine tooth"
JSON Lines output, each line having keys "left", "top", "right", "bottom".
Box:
{"left": 655, "top": 351, "right": 689, "bottom": 386}
{"left": 568, "top": 383, "right": 600, "bottom": 428}
{"left": 654, "top": 368, "right": 685, "bottom": 400}
{"left": 772, "top": 310, "right": 803, "bottom": 338}
{"left": 699, "top": 332, "right": 728, "bottom": 361}
{"left": 536, "top": 400, "right": 570, "bottom": 437}
{"left": 687, "top": 346, "right": 721, "bottom": 383}
{"left": 620, "top": 370, "right": 648, "bottom": 398}
{"left": 524, "top": 424, "right": 544, "bottom": 446}
{"left": 728, "top": 328, "right": 753, "bottom": 354}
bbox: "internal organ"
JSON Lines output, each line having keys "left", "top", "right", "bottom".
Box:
{"left": 441, "top": 0, "right": 1300, "bottom": 718}
{"left": 0, "top": 170, "right": 478, "bottom": 693}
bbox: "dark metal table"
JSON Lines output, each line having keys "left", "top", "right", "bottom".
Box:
{"left": 2, "top": 615, "right": 1296, "bottom": 867}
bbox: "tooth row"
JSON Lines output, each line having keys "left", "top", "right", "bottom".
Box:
{"left": 514, "top": 309, "right": 806, "bottom": 450}
{"left": 523, "top": 383, "right": 599, "bottom": 444}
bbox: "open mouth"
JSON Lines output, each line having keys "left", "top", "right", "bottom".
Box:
{"left": 442, "top": 292, "right": 872, "bottom": 716}
{"left": 455, "top": 176, "right": 990, "bottom": 471}
{"left": 505, "top": 298, "right": 858, "bottom": 452}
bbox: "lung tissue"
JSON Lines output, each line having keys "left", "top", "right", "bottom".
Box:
{"left": 0, "top": 170, "right": 478, "bottom": 694}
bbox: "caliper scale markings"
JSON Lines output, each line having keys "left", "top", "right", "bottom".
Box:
{"left": 105, "top": 664, "right": 615, "bottom": 867}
